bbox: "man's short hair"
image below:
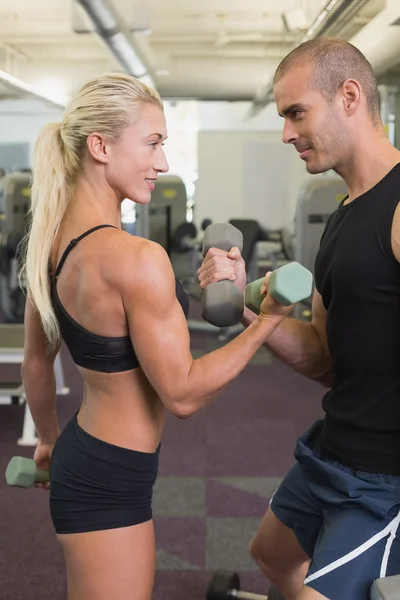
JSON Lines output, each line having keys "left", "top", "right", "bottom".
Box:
{"left": 273, "top": 38, "right": 380, "bottom": 120}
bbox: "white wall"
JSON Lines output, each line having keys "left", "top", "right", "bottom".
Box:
{"left": 195, "top": 102, "right": 314, "bottom": 232}
{"left": 199, "top": 101, "right": 283, "bottom": 132}
{"left": 0, "top": 99, "right": 64, "bottom": 164}
{"left": 195, "top": 131, "right": 314, "bottom": 232}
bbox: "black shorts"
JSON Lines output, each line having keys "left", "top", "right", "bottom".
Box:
{"left": 49, "top": 413, "right": 160, "bottom": 534}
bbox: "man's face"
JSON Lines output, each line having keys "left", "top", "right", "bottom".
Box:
{"left": 273, "top": 64, "right": 350, "bottom": 174}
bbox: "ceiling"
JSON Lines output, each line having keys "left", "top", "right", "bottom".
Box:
{"left": 0, "top": 0, "right": 398, "bottom": 108}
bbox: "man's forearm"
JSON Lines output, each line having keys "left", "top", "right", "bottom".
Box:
{"left": 241, "top": 307, "right": 332, "bottom": 384}
{"left": 21, "top": 360, "right": 60, "bottom": 444}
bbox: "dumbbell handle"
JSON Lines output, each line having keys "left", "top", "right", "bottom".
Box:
{"left": 230, "top": 590, "right": 268, "bottom": 600}
{"left": 35, "top": 469, "right": 50, "bottom": 485}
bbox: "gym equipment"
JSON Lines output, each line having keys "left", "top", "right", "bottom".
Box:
{"left": 201, "top": 218, "right": 213, "bottom": 231}
{"left": 295, "top": 176, "right": 347, "bottom": 276}
{"left": 171, "top": 221, "right": 198, "bottom": 253}
{"left": 172, "top": 218, "right": 214, "bottom": 292}
{"left": 229, "top": 219, "right": 264, "bottom": 282}
{"left": 170, "top": 219, "right": 214, "bottom": 255}
{"left": 203, "top": 219, "right": 272, "bottom": 343}
{"left": 206, "top": 570, "right": 400, "bottom": 600}
{"left": 200, "top": 223, "right": 313, "bottom": 327}
{"left": 0, "top": 170, "right": 31, "bottom": 322}
{"left": 0, "top": 379, "right": 24, "bottom": 405}
{"left": 371, "top": 575, "right": 400, "bottom": 600}
{"left": 0, "top": 323, "right": 70, "bottom": 446}
{"left": 245, "top": 262, "right": 313, "bottom": 314}
{"left": 5, "top": 456, "right": 49, "bottom": 488}
{"left": 206, "top": 570, "right": 282, "bottom": 600}
{"left": 201, "top": 223, "right": 244, "bottom": 327}
{"left": 135, "top": 175, "right": 188, "bottom": 255}
{"left": 188, "top": 219, "right": 265, "bottom": 337}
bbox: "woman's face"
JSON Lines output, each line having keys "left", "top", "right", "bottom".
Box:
{"left": 96, "top": 103, "right": 169, "bottom": 204}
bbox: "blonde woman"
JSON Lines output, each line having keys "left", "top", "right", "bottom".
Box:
{"left": 20, "top": 73, "right": 292, "bottom": 600}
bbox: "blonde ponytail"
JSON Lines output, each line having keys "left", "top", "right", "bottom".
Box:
{"left": 20, "top": 122, "right": 74, "bottom": 350}
{"left": 19, "top": 73, "right": 163, "bottom": 351}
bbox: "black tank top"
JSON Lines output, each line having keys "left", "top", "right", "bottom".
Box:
{"left": 50, "top": 225, "right": 189, "bottom": 373}
{"left": 314, "top": 163, "right": 400, "bottom": 474}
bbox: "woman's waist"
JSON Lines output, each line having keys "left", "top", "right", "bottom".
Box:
{"left": 77, "top": 392, "right": 165, "bottom": 454}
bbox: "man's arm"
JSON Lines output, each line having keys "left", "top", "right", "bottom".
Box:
{"left": 197, "top": 246, "right": 332, "bottom": 387}
{"left": 242, "top": 288, "right": 332, "bottom": 386}
{"left": 391, "top": 202, "right": 400, "bottom": 262}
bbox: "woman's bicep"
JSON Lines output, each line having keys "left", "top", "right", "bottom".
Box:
{"left": 122, "top": 245, "right": 193, "bottom": 410}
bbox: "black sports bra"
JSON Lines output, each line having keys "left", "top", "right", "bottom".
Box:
{"left": 50, "top": 224, "right": 189, "bottom": 373}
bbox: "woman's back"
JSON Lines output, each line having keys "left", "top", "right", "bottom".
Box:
{"left": 20, "top": 72, "right": 285, "bottom": 600}
{"left": 50, "top": 220, "right": 167, "bottom": 452}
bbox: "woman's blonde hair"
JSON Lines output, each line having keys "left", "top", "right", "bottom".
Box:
{"left": 19, "top": 73, "right": 163, "bottom": 351}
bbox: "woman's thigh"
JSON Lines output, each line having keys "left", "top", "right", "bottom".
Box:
{"left": 58, "top": 520, "right": 156, "bottom": 600}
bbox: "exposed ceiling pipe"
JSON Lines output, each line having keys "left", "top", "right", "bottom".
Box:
{"left": 76, "top": 0, "right": 156, "bottom": 87}
{"left": 349, "top": 0, "right": 400, "bottom": 76}
{"left": 249, "top": 0, "right": 372, "bottom": 117}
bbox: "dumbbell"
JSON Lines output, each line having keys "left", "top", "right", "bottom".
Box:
{"left": 245, "top": 262, "right": 313, "bottom": 314}
{"left": 201, "top": 223, "right": 313, "bottom": 327}
{"left": 202, "top": 223, "right": 245, "bottom": 327}
{"left": 5, "top": 456, "right": 49, "bottom": 488}
{"left": 206, "top": 570, "right": 284, "bottom": 600}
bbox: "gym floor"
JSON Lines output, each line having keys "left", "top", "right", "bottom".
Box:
{"left": 0, "top": 299, "right": 324, "bottom": 600}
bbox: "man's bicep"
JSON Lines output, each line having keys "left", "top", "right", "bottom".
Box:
{"left": 311, "top": 288, "right": 329, "bottom": 353}
{"left": 391, "top": 202, "right": 400, "bottom": 262}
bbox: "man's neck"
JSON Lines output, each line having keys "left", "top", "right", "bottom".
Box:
{"left": 335, "top": 132, "right": 400, "bottom": 204}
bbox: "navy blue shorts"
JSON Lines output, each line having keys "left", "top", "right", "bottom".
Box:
{"left": 270, "top": 420, "right": 400, "bottom": 600}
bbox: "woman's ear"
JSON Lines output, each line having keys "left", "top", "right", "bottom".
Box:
{"left": 86, "top": 132, "right": 111, "bottom": 164}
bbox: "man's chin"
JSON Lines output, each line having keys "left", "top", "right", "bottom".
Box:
{"left": 305, "top": 160, "right": 329, "bottom": 175}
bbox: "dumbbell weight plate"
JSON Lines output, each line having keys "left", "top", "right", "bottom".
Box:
{"left": 5, "top": 456, "right": 37, "bottom": 487}
{"left": 171, "top": 222, "right": 198, "bottom": 253}
{"left": 201, "top": 223, "right": 245, "bottom": 327}
{"left": 206, "top": 570, "right": 241, "bottom": 600}
{"left": 202, "top": 281, "right": 244, "bottom": 327}
{"left": 202, "top": 223, "right": 243, "bottom": 256}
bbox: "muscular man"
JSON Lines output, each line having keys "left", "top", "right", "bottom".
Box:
{"left": 198, "top": 38, "right": 400, "bottom": 600}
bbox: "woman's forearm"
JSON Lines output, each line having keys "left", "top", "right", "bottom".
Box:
{"left": 21, "top": 360, "right": 60, "bottom": 444}
{"left": 172, "top": 315, "right": 282, "bottom": 416}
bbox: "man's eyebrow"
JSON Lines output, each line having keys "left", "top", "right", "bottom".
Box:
{"left": 278, "top": 103, "right": 307, "bottom": 117}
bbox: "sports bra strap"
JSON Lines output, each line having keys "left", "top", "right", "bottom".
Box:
{"left": 54, "top": 224, "right": 118, "bottom": 278}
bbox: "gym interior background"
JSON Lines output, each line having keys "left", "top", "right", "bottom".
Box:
{"left": 0, "top": 0, "right": 399, "bottom": 598}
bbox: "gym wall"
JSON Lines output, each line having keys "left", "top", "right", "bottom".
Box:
{"left": 195, "top": 130, "right": 314, "bottom": 233}
{"left": 0, "top": 100, "right": 63, "bottom": 164}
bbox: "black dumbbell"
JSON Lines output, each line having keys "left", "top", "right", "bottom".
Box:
{"left": 206, "top": 570, "right": 284, "bottom": 600}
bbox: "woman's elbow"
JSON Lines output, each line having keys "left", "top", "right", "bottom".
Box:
{"left": 165, "top": 395, "right": 196, "bottom": 419}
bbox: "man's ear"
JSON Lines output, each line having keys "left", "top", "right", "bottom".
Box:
{"left": 340, "top": 79, "right": 362, "bottom": 116}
